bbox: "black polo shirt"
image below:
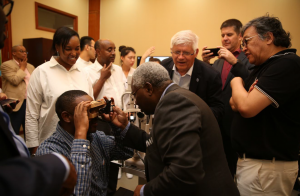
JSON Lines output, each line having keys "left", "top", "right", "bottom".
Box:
{"left": 231, "top": 49, "right": 300, "bottom": 161}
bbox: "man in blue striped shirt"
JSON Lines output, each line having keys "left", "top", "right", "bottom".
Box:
{"left": 36, "top": 90, "right": 133, "bottom": 196}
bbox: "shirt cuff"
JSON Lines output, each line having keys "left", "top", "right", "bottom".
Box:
{"left": 51, "top": 152, "right": 70, "bottom": 182}
{"left": 140, "top": 185, "right": 145, "bottom": 196}
{"left": 25, "top": 140, "right": 39, "bottom": 148}
{"left": 120, "top": 122, "right": 130, "bottom": 138}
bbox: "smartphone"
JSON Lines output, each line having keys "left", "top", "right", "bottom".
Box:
{"left": 0, "top": 98, "right": 19, "bottom": 108}
{"left": 206, "top": 48, "right": 220, "bottom": 56}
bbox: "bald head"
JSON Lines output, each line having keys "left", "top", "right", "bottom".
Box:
{"left": 12, "top": 45, "right": 27, "bottom": 61}
{"left": 95, "top": 39, "right": 116, "bottom": 66}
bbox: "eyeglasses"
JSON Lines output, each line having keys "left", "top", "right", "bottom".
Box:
{"left": 18, "top": 50, "right": 28, "bottom": 54}
{"left": 2, "top": 0, "right": 14, "bottom": 17}
{"left": 241, "top": 35, "right": 259, "bottom": 48}
{"left": 171, "top": 51, "right": 194, "bottom": 57}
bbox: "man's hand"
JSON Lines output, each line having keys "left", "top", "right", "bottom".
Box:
{"left": 59, "top": 156, "right": 77, "bottom": 196}
{"left": 101, "top": 101, "right": 128, "bottom": 130}
{"left": 133, "top": 185, "right": 144, "bottom": 196}
{"left": 142, "top": 46, "right": 155, "bottom": 59}
{"left": 229, "top": 97, "right": 238, "bottom": 112}
{"left": 201, "top": 46, "right": 215, "bottom": 64}
{"left": 19, "top": 57, "right": 28, "bottom": 71}
{"left": 218, "top": 46, "right": 238, "bottom": 65}
{"left": 74, "top": 101, "right": 91, "bottom": 139}
{"left": 248, "top": 79, "right": 258, "bottom": 93}
{"left": 100, "top": 63, "right": 112, "bottom": 81}
{"left": 0, "top": 93, "right": 7, "bottom": 101}
{"left": 29, "top": 146, "right": 38, "bottom": 155}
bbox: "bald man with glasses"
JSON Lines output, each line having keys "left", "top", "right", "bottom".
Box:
{"left": 1, "top": 45, "right": 35, "bottom": 135}
{"left": 162, "top": 30, "right": 224, "bottom": 122}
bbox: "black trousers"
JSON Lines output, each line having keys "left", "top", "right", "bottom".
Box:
{"left": 9, "top": 100, "right": 26, "bottom": 136}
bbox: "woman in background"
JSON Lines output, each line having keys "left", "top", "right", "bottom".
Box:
{"left": 25, "top": 27, "right": 93, "bottom": 155}
{"left": 120, "top": 47, "right": 136, "bottom": 90}
{"left": 119, "top": 46, "right": 136, "bottom": 180}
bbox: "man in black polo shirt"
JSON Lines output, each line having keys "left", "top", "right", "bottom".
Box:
{"left": 230, "top": 15, "right": 300, "bottom": 196}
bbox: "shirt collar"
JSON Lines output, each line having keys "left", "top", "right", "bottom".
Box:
{"left": 160, "top": 83, "right": 175, "bottom": 101}
{"left": 94, "top": 59, "right": 115, "bottom": 72}
{"left": 233, "top": 48, "right": 242, "bottom": 56}
{"left": 56, "top": 123, "right": 75, "bottom": 148}
{"left": 49, "top": 56, "right": 80, "bottom": 71}
{"left": 250, "top": 48, "right": 296, "bottom": 70}
{"left": 172, "top": 64, "right": 194, "bottom": 77}
{"left": 13, "top": 58, "right": 19, "bottom": 65}
{"left": 78, "top": 56, "right": 91, "bottom": 65}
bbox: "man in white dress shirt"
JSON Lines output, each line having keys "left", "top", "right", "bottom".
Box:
{"left": 85, "top": 39, "right": 125, "bottom": 108}
{"left": 76, "top": 36, "right": 96, "bottom": 69}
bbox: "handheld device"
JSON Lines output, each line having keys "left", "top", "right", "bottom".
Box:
{"left": 206, "top": 48, "right": 220, "bottom": 56}
{"left": 0, "top": 98, "right": 19, "bottom": 109}
{"left": 87, "top": 99, "right": 114, "bottom": 119}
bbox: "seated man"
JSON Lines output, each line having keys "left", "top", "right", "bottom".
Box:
{"left": 36, "top": 90, "right": 133, "bottom": 196}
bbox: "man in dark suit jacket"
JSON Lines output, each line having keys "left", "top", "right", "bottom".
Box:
{"left": 0, "top": 1, "right": 76, "bottom": 195}
{"left": 105, "top": 62, "right": 239, "bottom": 196}
{"left": 202, "top": 19, "right": 254, "bottom": 176}
{"left": 161, "top": 30, "right": 223, "bottom": 122}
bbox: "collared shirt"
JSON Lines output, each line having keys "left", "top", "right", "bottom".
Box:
{"left": 13, "top": 58, "right": 31, "bottom": 98}
{"left": 25, "top": 57, "right": 94, "bottom": 148}
{"left": 36, "top": 123, "right": 133, "bottom": 196}
{"left": 172, "top": 64, "right": 194, "bottom": 90}
{"left": 221, "top": 48, "right": 241, "bottom": 89}
{"left": 85, "top": 60, "right": 125, "bottom": 108}
{"left": 76, "top": 56, "right": 93, "bottom": 69}
{"left": 122, "top": 67, "right": 135, "bottom": 90}
{"left": 122, "top": 67, "right": 135, "bottom": 111}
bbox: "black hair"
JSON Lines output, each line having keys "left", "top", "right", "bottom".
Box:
{"left": 55, "top": 90, "right": 88, "bottom": 121}
{"left": 242, "top": 14, "right": 291, "bottom": 48}
{"left": 220, "top": 19, "right": 243, "bottom": 35}
{"left": 80, "top": 36, "right": 94, "bottom": 51}
{"left": 120, "top": 47, "right": 136, "bottom": 57}
{"left": 149, "top": 57, "right": 161, "bottom": 64}
{"left": 119, "top": 45, "right": 126, "bottom": 53}
{"left": 51, "top": 26, "right": 80, "bottom": 55}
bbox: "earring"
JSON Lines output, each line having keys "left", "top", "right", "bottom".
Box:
{"left": 57, "top": 51, "right": 59, "bottom": 56}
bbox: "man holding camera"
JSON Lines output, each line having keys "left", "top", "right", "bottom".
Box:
{"left": 37, "top": 90, "right": 133, "bottom": 196}
{"left": 201, "top": 19, "right": 254, "bottom": 177}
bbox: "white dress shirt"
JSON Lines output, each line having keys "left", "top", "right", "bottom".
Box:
{"left": 85, "top": 60, "right": 125, "bottom": 108}
{"left": 122, "top": 67, "right": 135, "bottom": 90}
{"left": 25, "top": 57, "right": 94, "bottom": 148}
{"left": 172, "top": 64, "right": 194, "bottom": 90}
{"left": 76, "top": 56, "right": 93, "bottom": 69}
{"left": 122, "top": 67, "right": 135, "bottom": 110}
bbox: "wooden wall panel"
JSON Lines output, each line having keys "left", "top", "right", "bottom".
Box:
{"left": 88, "top": 0, "right": 100, "bottom": 41}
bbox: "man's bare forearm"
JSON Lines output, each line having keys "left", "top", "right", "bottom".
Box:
{"left": 93, "top": 78, "right": 106, "bottom": 99}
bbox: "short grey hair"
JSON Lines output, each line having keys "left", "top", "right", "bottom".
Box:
{"left": 170, "top": 30, "right": 199, "bottom": 52}
{"left": 132, "top": 62, "right": 170, "bottom": 89}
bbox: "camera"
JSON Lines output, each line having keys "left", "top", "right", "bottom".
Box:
{"left": 88, "top": 99, "right": 114, "bottom": 119}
